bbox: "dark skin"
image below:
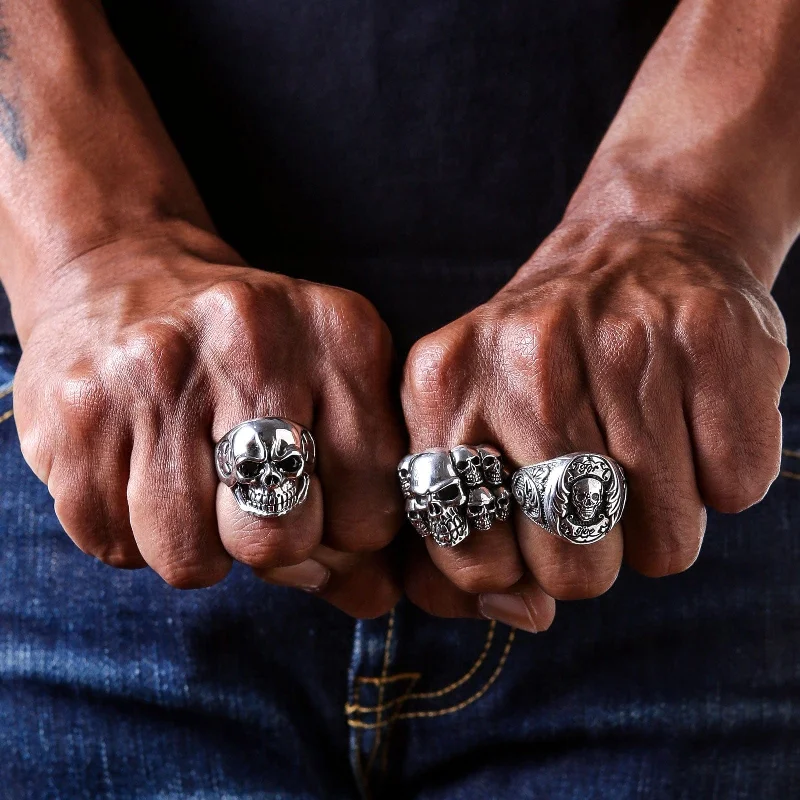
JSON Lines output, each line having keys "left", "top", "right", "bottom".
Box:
{"left": 1, "top": 0, "right": 798, "bottom": 632}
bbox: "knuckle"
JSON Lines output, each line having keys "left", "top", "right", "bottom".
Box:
{"left": 678, "top": 290, "right": 740, "bottom": 366}
{"left": 121, "top": 322, "right": 194, "bottom": 401}
{"left": 197, "top": 280, "right": 279, "bottom": 362}
{"left": 446, "top": 560, "right": 523, "bottom": 594}
{"left": 159, "top": 558, "right": 231, "bottom": 590}
{"left": 18, "top": 426, "right": 50, "bottom": 482}
{"left": 404, "top": 327, "right": 472, "bottom": 403}
{"left": 91, "top": 542, "right": 143, "bottom": 570}
{"left": 707, "top": 472, "right": 775, "bottom": 513}
{"left": 595, "top": 314, "right": 653, "bottom": 382}
{"left": 633, "top": 540, "right": 702, "bottom": 578}
{"left": 199, "top": 278, "right": 262, "bottom": 323}
{"left": 229, "top": 523, "right": 317, "bottom": 568}
{"left": 318, "top": 288, "right": 392, "bottom": 365}
{"left": 57, "top": 372, "right": 111, "bottom": 429}
{"left": 535, "top": 560, "right": 619, "bottom": 601}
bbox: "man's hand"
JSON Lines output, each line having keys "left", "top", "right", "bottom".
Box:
{"left": 14, "top": 223, "right": 406, "bottom": 617}
{"left": 401, "top": 218, "right": 788, "bottom": 628}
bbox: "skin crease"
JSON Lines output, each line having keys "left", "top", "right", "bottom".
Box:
{"left": 0, "top": 0, "right": 799, "bottom": 632}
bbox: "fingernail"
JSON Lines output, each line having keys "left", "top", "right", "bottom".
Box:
{"left": 268, "top": 559, "right": 331, "bottom": 593}
{"left": 479, "top": 593, "right": 541, "bottom": 633}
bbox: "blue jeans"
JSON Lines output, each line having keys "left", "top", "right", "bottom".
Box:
{"left": 1, "top": 326, "right": 799, "bottom": 799}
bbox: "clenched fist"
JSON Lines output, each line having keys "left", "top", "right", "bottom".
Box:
{"left": 13, "top": 223, "right": 406, "bottom": 618}
{"left": 401, "top": 219, "right": 788, "bottom": 629}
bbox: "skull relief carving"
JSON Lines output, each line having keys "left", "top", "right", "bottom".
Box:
{"left": 478, "top": 445, "right": 503, "bottom": 485}
{"left": 397, "top": 454, "right": 415, "bottom": 498}
{"left": 493, "top": 485, "right": 512, "bottom": 522}
{"left": 450, "top": 445, "right": 483, "bottom": 488}
{"left": 401, "top": 444, "right": 509, "bottom": 547}
{"left": 216, "top": 418, "right": 314, "bottom": 517}
{"left": 572, "top": 476, "right": 603, "bottom": 522}
{"left": 467, "top": 486, "right": 496, "bottom": 531}
{"left": 408, "top": 450, "right": 468, "bottom": 547}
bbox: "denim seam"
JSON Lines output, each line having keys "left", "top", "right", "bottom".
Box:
{"left": 349, "top": 621, "right": 498, "bottom": 712}
{"left": 345, "top": 627, "right": 516, "bottom": 729}
{"left": 364, "top": 609, "right": 396, "bottom": 778}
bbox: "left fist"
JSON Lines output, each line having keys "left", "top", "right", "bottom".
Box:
{"left": 400, "top": 221, "right": 789, "bottom": 627}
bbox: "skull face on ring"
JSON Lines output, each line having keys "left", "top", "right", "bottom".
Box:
{"left": 407, "top": 449, "right": 469, "bottom": 547}
{"left": 571, "top": 476, "right": 604, "bottom": 522}
{"left": 216, "top": 418, "right": 315, "bottom": 517}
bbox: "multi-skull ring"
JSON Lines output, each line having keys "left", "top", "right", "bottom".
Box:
{"left": 398, "top": 445, "right": 511, "bottom": 547}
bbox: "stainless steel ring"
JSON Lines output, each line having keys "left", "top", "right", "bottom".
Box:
{"left": 398, "top": 445, "right": 511, "bottom": 548}
{"left": 215, "top": 417, "right": 316, "bottom": 518}
{"left": 511, "top": 453, "right": 627, "bottom": 544}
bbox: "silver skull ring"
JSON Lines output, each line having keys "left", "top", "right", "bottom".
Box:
{"left": 398, "top": 445, "right": 511, "bottom": 548}
{"left": 215, "top": 417, "right": 316, "bottom": 518}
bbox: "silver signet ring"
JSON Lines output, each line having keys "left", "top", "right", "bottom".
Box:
{"left": 511, "top": 453, "right": 627, "bottom": 545}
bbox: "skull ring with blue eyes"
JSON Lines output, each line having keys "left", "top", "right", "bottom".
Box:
{"left": 215, "top": 417, "right": 316, "bottom": 517}
{"left": 511, "top": 453, "right": 627, "bottom": 545}
{"left": 398, "top": 445, "right": 511, "bottom": 548}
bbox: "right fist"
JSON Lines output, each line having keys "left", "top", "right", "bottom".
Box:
{"left": 14, "top": 224, "right": 406, "bottom": 617}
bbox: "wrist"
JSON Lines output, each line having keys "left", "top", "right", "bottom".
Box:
{"left": 562, "top": 152, "right": 784, "bottom": 287}
{"left": 6, "top": 219, "right": 243, "bottom": 344}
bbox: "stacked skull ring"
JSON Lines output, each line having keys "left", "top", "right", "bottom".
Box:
{"left": 512, "top": 453, "right": 627, "bottom": 545}
{"left": 215, "top": 417, "right": 316, "bottom": 518}
{"left": 398, "top": 445, "right": 512, "bottom": 547}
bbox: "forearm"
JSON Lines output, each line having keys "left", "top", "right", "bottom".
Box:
{"left": 0, "top": 0, "right": 212, "bottom": 333}
{"left": 566, "top": 0, "right": 800, "bottom": 286}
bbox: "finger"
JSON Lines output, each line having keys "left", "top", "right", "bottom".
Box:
{"left": 217, "top": 473, "right": 324, "bottom": 570}
{"left": 680, "top": 292, "right": 789, "bottom": 514}
{"left": 610, "top": 387, "right": 705, "bottom": 577}
{"left": 213, "top": 387, "right": 323, "bottom": 570}
{"left": 425, "top": 517, "right": 526, "bottom": 595}
{"left": 687, "top": 360, "right": 785, "bottom": 514}
{"left": 49, "top": 436, "right": 147, "bottom": 570}
{"left": 313, "top": 311, "right": 406, "bottom": 553}
{"left": 588, "top": 319, "right": 706, "bottom": 577}
{"left": 405, "top": 540, "right": 555, "bottom": 633}
{"left": 129, "top": 418, "right": 232, "bottom": 589}
{"left": 498, "top": 348, "right": 624, "bottom": 601}
{"left": 255, "top": 544, "right": 402, "bottom": 618}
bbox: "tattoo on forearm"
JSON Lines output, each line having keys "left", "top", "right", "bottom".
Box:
{"left": 0, "top": 94, "right": 25, "bottom": 160}
{"left": 0, "top": 3, "right": 26, "bottom": 161}
{"left": 0, "top": 26, "right": 10, "bottom": 61}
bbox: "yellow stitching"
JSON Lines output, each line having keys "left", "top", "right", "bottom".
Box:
{"left": 781, "top": 470, "right": 800, "bottom": 481}
{"left": 346, "top": 628, "right": 516, "bottom": 729}
{"left": 403, "top": 621, "right": 495, "bottom": 700}
{"left": 346, "top": 622, "right": 498, "bottom": 714}
{"left": 0, "top": 408, "right": 13, "bottom": 424}
{"left": 356, "top": 672, "right": 420, "bottom": 685}
{"left": 0, "top": 384, "right": 12, "bottom": 400}
{"left": 365, "top": 610, "right": 395, "bottom": 775}
{"left": 783, "top": 448, "right": 800, "bottom": 459}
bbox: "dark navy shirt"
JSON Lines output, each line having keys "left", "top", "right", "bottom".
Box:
{"left": 100, "top": 1, "right": 799, "bottom": 356}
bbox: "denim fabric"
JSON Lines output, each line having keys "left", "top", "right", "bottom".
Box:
{"left": 2, "top": 0, "right": 799, "bottom": 796}
{"left": 0, "top": 333, "right": 799, "bottom": 799}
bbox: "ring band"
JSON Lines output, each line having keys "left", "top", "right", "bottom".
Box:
{"left": 398, "top": 445, "right": 510, "bottom": 548}
{"left": 511, "top": 453, "right": 627, "bottom": 544}
{"left": 215, "top": 417, "right": 316, "bottom": 518}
